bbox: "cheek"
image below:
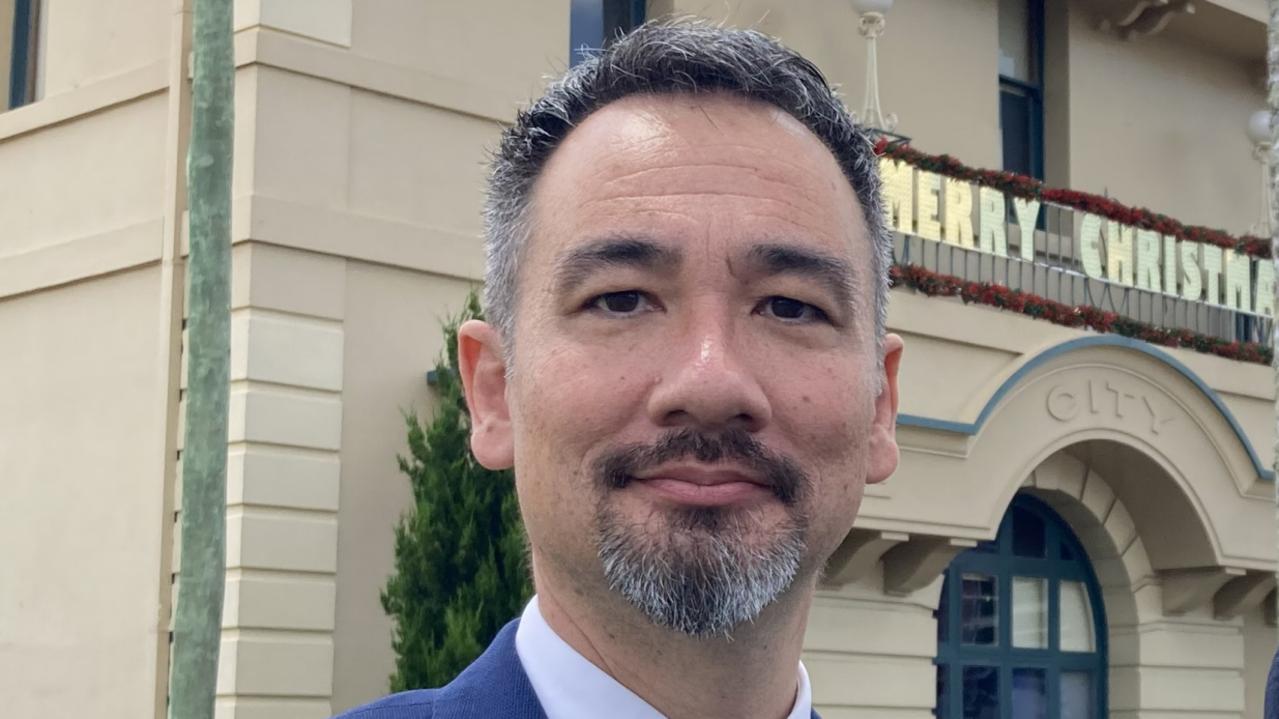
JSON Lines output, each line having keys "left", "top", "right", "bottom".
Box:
{"left": 510, "top": 344, "right": 654, "bottom": 492}
{"left": 509, "top": 344, "right": 656, "bottom": 560}
{"left": 767, "top": 359, "right": 877, "bottom": 519}
{"left": 518, "top": 345, "right": 651, "bottom": 435}
{"left": 771, "top": 357, "right": 876, "bottom": 453}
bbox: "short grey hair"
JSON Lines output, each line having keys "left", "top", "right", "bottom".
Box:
{"left": 484, "top": 19, "right": 891, "bottom": 355}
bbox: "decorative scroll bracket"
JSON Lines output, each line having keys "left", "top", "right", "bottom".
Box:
{"left": 821, "top": 529, "right": 909, "bottom": 587}
{"left": 1213, "top": 571, "right": 1277, "bottom": 620}
{"left": 1098, "top": 1, "right": 1196, "bottom": 41}
{"left": 883, "top": 536, "right": 977, "bottom": 597}
{"left": 1161, "top": 567, "right": 1245, "bottom": 615}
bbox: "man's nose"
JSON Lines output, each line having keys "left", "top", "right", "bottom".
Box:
{"left": 645, "top": 315, "right": 772, "bottom": 433}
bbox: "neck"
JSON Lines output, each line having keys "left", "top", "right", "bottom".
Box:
{"left": 532, "top": 553, "right": 814, "bottom": 719}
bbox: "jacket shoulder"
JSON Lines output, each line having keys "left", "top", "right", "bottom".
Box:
{"left": 331, "top": 689, "right": 437, "bottom": 719}
{"left": 329, "top": 620, "right": 539, "bottom": 719}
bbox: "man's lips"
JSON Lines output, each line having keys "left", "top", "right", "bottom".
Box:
{"left": 628, "top": 465, "right": 773, "bottom": 507}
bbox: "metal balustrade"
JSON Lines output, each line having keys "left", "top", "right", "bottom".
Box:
{"left": 891, "top": 201, "right": 1273, "bottom": 345}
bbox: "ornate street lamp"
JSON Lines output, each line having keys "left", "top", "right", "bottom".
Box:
{"left": 1247, "top": 109, "right": 1272, "bottom": 236}
{"left": 851, "top": 0, "right": 897, "bottom": 133}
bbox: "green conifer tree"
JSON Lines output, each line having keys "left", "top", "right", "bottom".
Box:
{"left": 381, "top": 293, "right": 532, "bottom": 691}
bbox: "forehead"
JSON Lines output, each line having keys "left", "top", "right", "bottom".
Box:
{"left": 525, "top": 92, "right": 867, "bottom": 261}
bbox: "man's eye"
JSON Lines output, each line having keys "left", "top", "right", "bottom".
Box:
{"left": 587, "top": 291, "right": 649, "bottom": 315}
{"left": 761, "top": 296, "right": 827, "bottom": 323}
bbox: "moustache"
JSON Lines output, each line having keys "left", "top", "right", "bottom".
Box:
{"left": 592, "top": 428, "right": 809, "bottom": 506}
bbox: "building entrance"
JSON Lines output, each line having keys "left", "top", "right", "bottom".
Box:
{"left": 934, "top": 495, "right": 1106, "bottom": 718}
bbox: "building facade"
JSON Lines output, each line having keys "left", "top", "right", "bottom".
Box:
{"left": 0, "top": 1, "right": 1275, "bottom": 717}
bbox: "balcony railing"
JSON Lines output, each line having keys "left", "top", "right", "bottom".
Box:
{"left": 892, "top": 204, "right": 1271, "bottom": 345}
{"left": 878, "top": 143, "right": 1273, "bottom": 354}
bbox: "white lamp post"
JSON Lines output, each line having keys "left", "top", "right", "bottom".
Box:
{"left": 851, "top": 0, "right": 897, "bottom": 133}
{"left": 1247, "top": 109, "right": 1273, "bottom": 236}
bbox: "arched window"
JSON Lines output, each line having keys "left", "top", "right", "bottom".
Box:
{"left": 935, "top": 495, "right": 1106, "bottom": 718}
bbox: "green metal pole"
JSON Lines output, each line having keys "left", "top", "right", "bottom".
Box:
{"left": 169, "top": 0, "right": 233, "bottom": 717}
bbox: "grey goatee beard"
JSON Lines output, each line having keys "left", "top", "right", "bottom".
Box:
{"left": 591, "top": 429, "right": 811, "bottom": 637}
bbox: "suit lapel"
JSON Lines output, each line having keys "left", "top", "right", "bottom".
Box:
{"left": 432, "top": 619, "right": 548, "bottom": 719}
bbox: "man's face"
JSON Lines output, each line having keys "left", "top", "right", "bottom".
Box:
{"left": 462, "top": 93, "right": 901, "bottom": 635}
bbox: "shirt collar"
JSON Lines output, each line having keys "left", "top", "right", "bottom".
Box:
{"left": 514, "top": 595, "right": 813, "bottom": 719}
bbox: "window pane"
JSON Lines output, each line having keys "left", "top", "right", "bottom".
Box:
{"left": 962, "top": 666, "right": 1000, "bottom": 719}
{"left": 1012, "top": 506, "right": 1046, "bottom": 558}
{"left": 1061, "top": 671, "right": 1093, "bottom": 719}
{"left": 1, "top": 0, "right": 14, "bottom": 106}
{"left": 998, "top": 0, "right": 1032, "bottom": 82}
{"left": 935, "top": 664, "right": 948, "bottom": 718}
{"left": 3, "top": 0, "right": 40, "bottom": 110}
{"left": 601, "top": 0, "right": 641, "bottom": 42}
{"left": 1012, "top": 576, "right": 1048, "bottom": 648}
{"left": 1060, "top": 580, "right": 1096, "bottom": 652}
{"left": 1012, "top": 668, "right": 1047, "bottom": 719}
{"left": 961, "top": 574, "right": 998, "bottom": 645}
{"left": 569, "top": 0, "right": 604, "bottom": 65}
{"left": 1000, "top": 86, "right": 1033, "bottom": 177}
{"left": 1060, "top": 540, "right": 1075, "bottom": 560}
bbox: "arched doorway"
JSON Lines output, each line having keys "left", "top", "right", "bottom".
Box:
{"left": 934, "top": 495, "right": 1106, "bottom": 718}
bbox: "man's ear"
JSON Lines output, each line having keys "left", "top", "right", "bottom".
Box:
{"left": 866, "top": 333, "right": 904, "bottom": 485}
{"left": 457, "top": 319, "right": 515, "bottom": 470}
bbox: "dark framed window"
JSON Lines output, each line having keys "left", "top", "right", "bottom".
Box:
{"left": 998, "top": 0, "right": 1044, "bottom": 179}
{"left": 934, "top": 495, "right": 1107, "bottom": 719}
{"left": 4, "top": 0, "right": 39, "bottom": 110}
{"left": 569, "top": 0, "right": 645, "bottom": 67}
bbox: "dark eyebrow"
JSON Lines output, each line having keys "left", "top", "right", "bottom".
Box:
{"left": 553, "top": 235, "right": 682, "bottom": 295}
{"left": 743, "top": 243, "right": 857, "bottom": 310}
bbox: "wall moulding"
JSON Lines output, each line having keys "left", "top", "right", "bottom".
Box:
{"left": 233, "top": 26, "right": 516, "bottom": 124}
{"left": 0, "top": 219, "right": 164, "bottom": 299}
{"left": 232, "top": 195, "right": 485, "bottom": 281}
{"left": 0, "top": 60, "right": 167, "bottom": 142}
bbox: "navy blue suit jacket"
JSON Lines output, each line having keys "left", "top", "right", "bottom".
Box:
{"left": 333, "top": 618, "right": 821, "bottom": 718}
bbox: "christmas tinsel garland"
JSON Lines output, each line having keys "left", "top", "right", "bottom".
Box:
{"left": 875, "top": 138, "right": 1271, "bottom": 259}
{"left": 890, "top": 263, "right": 1271, "bottom": 365}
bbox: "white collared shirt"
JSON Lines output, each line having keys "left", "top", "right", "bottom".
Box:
{"left": 514, "top": 596, "right": 812, "bottom": 719}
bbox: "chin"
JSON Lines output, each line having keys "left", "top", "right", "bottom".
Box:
{"left": 592, "top": 492, "right": 812, "bottom": 637}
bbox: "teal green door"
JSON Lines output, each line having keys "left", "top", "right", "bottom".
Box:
{"left": 934, "top": 495, "right": 1106, "bottom": 719}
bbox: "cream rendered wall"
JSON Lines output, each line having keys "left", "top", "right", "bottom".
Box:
{"left": 0, "top": 267, "right": 168, "bottom": 719}
{"left": 1064, "top": 2, "right": 1264, "bottom": 233}
{"left": 1244, "top": 607, "right": 1278, "bottom": 719}
{"left": 805, "top": 574, "right": 941, "bottom": 719}
{"left": 0, "top": 0, "right": 183, "bottom": 715}
{"left": 349, "top": 0, "right": 568, "bottom": 113}
{"left": 0, "top": 93, "right": 166, "bottom": 257}
{"left": 39, "top": 0, "right": 168, "bottom": 97}
{"left": 669, "top": 0, "right": 1002, "bottom": 167}
{"left": 671, "top": 0, "right": 1266, "bottom": 235}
